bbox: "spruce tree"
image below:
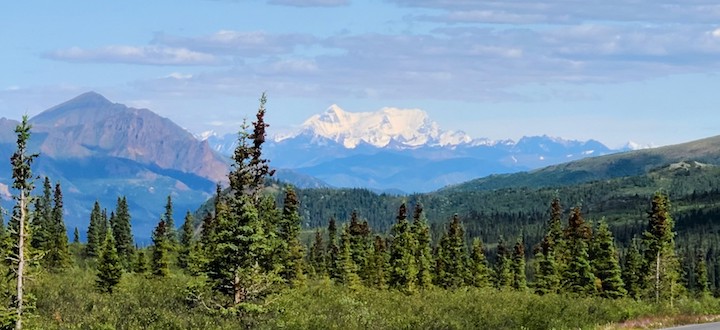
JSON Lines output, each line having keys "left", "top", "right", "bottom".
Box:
{"left": 134, "top": 249, "right": 148, "bottom": 274}
{"left": 695, "top": 249, "right": 710, "bottom": 297}
{"left": 388, "top": 203, "right": 418, "bottom": 293}
{"left": 469, "top": 238, "right": 492, "bottom": 288}
{"left": 112, "top": 196, "right": 134, "bottom": 269}
{"left": 511, "top": 238, "right": 527, "bottom": 291}
{"left": 151, "top": 218, "right": 169, "bottom": 277}
{"left": 642, "top": 192, "right": 682, "bottom": 305}
{"left": 98, "top": 209, "right": 108, "bottom": 245}
{"left": 367, "top": 235, "right": 389, "bottom": 289}
{"left": 412, "top": 203, "right": 433, "bottom": 289}
{"left": 326, "top": 217, "right": 341, "bottom": 280}
{"left": 178, "top": 211, "right": 195, "bottom": 270}
{"left": 494, "top": 237, "right": 513, "bottom": 289}
{"left": 202, "top": 94, "right": 281, "bottom": 307}
{"left": 73, "top": 227, "right": 79, "bottom": 244}
{"left": 279, "top": 186, "right": 305, "bottom": 285}
{"left": 96, "top": 229, "right": 123, "bottom": 293}
{"left": 338, "top": 226, "right": 361, "bottom": 289}
{"left": 45, "top": 182, "right": 70, "bottom": 270}
{"left": 30, "top": 177, "right": 52, "bottom": 251}
{"left": 162, "top": 195, "right": 178, "bottom": 247}
{"left": 561, "top": 207, "right": 596, "bottom": 295}
{"left": 534, "top": 235, "right": 560, "bottom": 295}
{"left": 309, "top": 229, "right": 326, "bottom": 277}
{"left": 590, "top": 221, "right": 626, "bottom": 298}
{"left": 435, "top": 214, "right": 467, "bottom": 289}
{"left": 10, "top": 116, "right": 38, "bottom": 329}
{"left": 622, "top": 238, "right": 644, "bottom": 299}
{"left": 347, "top": 211, "right": 372, "bottom": 281}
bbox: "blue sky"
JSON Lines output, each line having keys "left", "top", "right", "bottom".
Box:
{"left": 2, "top": 0, "right": 720, "bottom": 148}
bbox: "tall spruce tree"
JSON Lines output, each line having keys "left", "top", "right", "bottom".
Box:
{"left": 534, "top": 235, "right": 560, "bottom": 295}
{"left": 435, "top": 214, "right": 467, "bottom": 289}
{"left": 178, "top": 211, "right": 195, "bottom": 270}
{"left": 279, "top": 186, "right": 305, "bottom": 285}
{"left": 590, "top": 221, "right": 626, "bottom": 298}
{"left": 339, "top": 226, "right": 361, "bottom": 289}
{"left": 151, "top": 218, "right": 170, "bottom": 277}
{"left": 162, "top": 195, "right": 178, "bottom": 247}
{"left": 561, "top": 207, "right": 596, "bottom": 295}
{"left": 622, "top": 237, "right": 644, "bottom": 299}
{"left": 347, "top": 211, "right": 372, "bottom": 281}
{"left": 388, "top": 203, "right": 418, "bottom": 293}
{"left": 367, "top": 235, "right": 389, "bottom": 289}
{"left": 326, "top": 217, "right": 341, "bottom": 280}
{"left": 10, "top": 116, "right": 38, "bottom": 330}
{"left": 412, "top": 203, "right": 433, "bottom": 289}
{"left": 309, "top": 229, "right": 326, "bottom": 277}
{"left": 469, "top": 238, "right": 492, "bottom": 288}
{"left": 203, "top": 94, "right": 281, "bottom": 307}
{"left": 30, "top": 177, "right": 52, "bottom": 251}
{"left": 96, "top": 229, "right": 123, "bottom": 293}
{"left": 45, "top": 182, "right": 70, "bottom": 270}
{"left": 112, "top": 196, "right": 134, "bottom": 269}
{"left": 642, "top": 192, "right": 682, "bottom": 305}
{"left": 494, "top": 237, "right": 513, "bottom": 289}
{"left": 694, "top": 249, "right": 710, "bottom": 297}
{"left": 511, "top": 238, "right": 527, "bottom": 291}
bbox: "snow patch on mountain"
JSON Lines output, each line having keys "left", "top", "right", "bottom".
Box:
{"left": 279, "top": 105, "right": 473, "bottom": 149}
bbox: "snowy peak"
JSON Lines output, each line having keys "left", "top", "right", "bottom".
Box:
{"left": 294, "top": 105, "right": 472, "bottom": 149}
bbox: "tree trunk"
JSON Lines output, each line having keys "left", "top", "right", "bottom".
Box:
{"left": 16, "top": 190, "right": 25, "bottom": 330}
{"left": 655, "top": 251, "right": 660, "bottom": 305}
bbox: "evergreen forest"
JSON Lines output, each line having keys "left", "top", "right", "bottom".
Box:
{"left": 2, "top": 95, "right": 720, "bottom": 329}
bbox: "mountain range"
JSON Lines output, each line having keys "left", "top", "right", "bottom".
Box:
{"left": 204, "top": 104, "right": 623, "bottom": 193}
{"left": 0, "top": 92, "right": 637, "bottom": 240}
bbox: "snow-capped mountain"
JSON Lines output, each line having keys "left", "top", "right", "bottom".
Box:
{"left": 279, "top": 105, "right": 472, "bottom": 149}
{"left": 201, "top": 105, "right": 626, "bottom": 193}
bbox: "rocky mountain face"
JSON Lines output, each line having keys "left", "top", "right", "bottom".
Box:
{"left": 0, "top": 92, "right": 230, "bottom": 241}
{"left": 204, "top": 105, "right": 620, "bottom": 193}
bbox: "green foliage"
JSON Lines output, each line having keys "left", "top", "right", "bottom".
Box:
{"left": 591, "top": 221, "right": 627, "bottom": 298}
{"left": 534, "top": 236, "right": 560, "bottom": 295}
{"left": 511, "top": 238, "right": 527, "bottom": 291}
{"left": 694, "top": 249, "right": 710, "bottom": 298}
{"left": 623, "top": 238, "right": 644, "bottom": 299}
{"left": 44, "top": 182, "right": 71, "bottom": 270}
{"left": 338, "top": 226, "right": 362, "bottom": 289}
{"left": 134, "top": 249, "right": 148, "bottom": 274}
{"left": 494, "top": 238, "right": 513, "bottom": 290}
{"left": 468, "top": 238, "right": 492, "bottom": 288}
{"left": 435, "top": 215, "right": 468, "bottom": 289}
{"left": 278, "top": 186, "right": 305, "bottom": 285}
{"left": 309, "top": 229, "right": 326, "bottom": 277}
{"left": 162, "top": 195, "right": 178, "bottom": 247}
{"left": 326, "top": 217, "right": 341, "bottom": 280}
{"left": 388, "top": 203, "right": 418, "bottom": 293}
{"left": 367, "top": 236, "right": 389, "bottom": 290}
{"left": 412, "top": 204, "right": 434, "bottom": 290}
{"left": 177, "top": 210, "right": 195, "bottom": 270}
{"left": 96, "top": 230, "right": 123, "bottom": 293}
{"left": 111, "top": 196, "right": 134, "bottom": 269}
{"left": 642, "top": 192, "right": 683, "bottom": 304}
{"left": 151, "top": 219, "right": 170, "bottom": 277}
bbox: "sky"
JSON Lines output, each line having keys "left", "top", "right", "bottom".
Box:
{"left": 2, "top": 0, "right": 720, "bottom": 148}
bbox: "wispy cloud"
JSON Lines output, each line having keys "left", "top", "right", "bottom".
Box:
{"left": 152, "top": 30, "right": 316, "bottom": 57}
{"left": 45, "top": 45, "right": 222, "bottom": 66}
{"left": 389, "top": 0, "right": 720, "bottom": 24}
{"left": 267, "top": 0, "right": 350, "bottom": 7}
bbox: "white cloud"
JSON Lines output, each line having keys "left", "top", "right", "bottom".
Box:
{"left": 712, "top": 28, "right": 720, "bottom": 38}
{"left": 45, "top": 46, "right": 221, "bottom": 66}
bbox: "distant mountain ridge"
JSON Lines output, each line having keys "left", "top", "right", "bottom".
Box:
{"left": 203, "top": 105, "right": 622, "bottom": 192}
